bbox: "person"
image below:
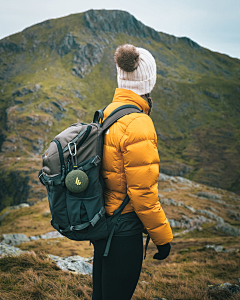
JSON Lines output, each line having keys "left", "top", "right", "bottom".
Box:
{"left": 91, "top": 44, "right": 173, "bottom": 300}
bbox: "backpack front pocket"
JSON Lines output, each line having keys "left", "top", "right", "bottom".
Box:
{"left": 65, "top": 192, "right": 108, "bottom": 240}
{"left": 47, "top": 184, "right": 69, "bottom": 229}
{"left": 66, "top": 192, "right": 90, "bottom": 226}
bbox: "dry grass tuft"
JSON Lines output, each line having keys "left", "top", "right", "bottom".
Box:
{"left": 0, "top": 252, "right": 92, "bottom": 300}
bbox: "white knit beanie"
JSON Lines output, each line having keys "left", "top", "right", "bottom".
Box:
{"left": 114, "top": 44, "right": 156, "bottom": 95}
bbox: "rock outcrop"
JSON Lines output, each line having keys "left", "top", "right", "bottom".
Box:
{"left": 205, "top": 282, "right": 240, "bottom": 296}
{"left": 0, "top": 242, "right": 93, "bottom": 275}
{"left": 0, "top": 231, "right": 64, "bottom": 245}
{"left": 1, "top": 234, "right": 30, "bottom": 246}
{"left": 83, "top": 9, "right": 161, "bottom": 41}
{"left": 72, "top": 42, "right": 104, "bottom": 78}
{"left": 0, "top": 242, "right": 24, "bottom": 258}
{"left": 158, "top": 173, "right": 240, "bottom": 236}
{"left": 49, "top": 254, "right": 92, "bottom": 275}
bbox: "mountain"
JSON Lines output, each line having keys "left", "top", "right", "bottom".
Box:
{"left": 0, "top": 9, "right": 240, "bottom": 209}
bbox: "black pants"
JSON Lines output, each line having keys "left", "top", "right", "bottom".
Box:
{"left": 92, "top": 232, "right": 143, "bottom": 300}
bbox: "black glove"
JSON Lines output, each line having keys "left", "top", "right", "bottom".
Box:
{"left": 153, "top": 243, "right": 171, "bottom": 260}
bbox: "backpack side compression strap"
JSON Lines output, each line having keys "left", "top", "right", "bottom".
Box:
{"left": 51, "top": 207, "right": 106, "bottom": 233}
{"left": 103, "top": 194, "right": 131, "bottom": 257}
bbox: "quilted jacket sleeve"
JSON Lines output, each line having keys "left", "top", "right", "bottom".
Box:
{"left": 120, "top": 114, "right": 173, "bottom": 245}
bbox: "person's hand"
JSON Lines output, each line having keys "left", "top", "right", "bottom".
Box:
{"left": 153, "top": 243, "right": 171, "bottom": 260}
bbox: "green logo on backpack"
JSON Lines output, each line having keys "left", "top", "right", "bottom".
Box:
{"left": 65, "top": 170, "right": 88, "bottom": 193}
{"left": 75, "top": 177, "right": 81, "bottom": 186}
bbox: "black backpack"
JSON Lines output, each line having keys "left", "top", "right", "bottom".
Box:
{"left": 39, "top": 105, "right": 142, "bottom": 256}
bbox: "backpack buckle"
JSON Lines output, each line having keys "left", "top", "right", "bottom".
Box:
{"left": 70, "top": 226, "right": 75, "bottom": 231}
{"left": 38, "top": 171, "right": 46, "bottom": 186}
{"left": 91, "top": 155, "right": 101, "bottom": 166}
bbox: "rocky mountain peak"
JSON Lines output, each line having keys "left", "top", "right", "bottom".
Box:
{"left": 83, "top": 9, "right": 161, "bottom": 41}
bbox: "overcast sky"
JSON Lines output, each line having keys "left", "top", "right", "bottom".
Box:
{"left": 0, "top": 0, "right": 239, "bottom": 59}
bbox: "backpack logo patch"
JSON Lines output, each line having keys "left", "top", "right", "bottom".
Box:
{"left": 75, "top": 177, "right": 81, "bottom": 186}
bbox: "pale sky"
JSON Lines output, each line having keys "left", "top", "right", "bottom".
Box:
{"left": 0, "top": 0, "right": 239, "bottom": 59}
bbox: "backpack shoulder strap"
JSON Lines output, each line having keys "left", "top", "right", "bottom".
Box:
{"left": 101, "top": 105, "right": 142, "bottom": 131}
{"left": 93, "top": 108, "right": 105, "bottom": 124}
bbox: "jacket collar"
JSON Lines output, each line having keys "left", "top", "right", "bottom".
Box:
{"left": 112, "top": 88, "right": 150, "bottom": 114}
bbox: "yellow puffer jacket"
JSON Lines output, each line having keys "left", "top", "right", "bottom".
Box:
{"left": 102, "top": 88, "right": 173, "bottom": 246}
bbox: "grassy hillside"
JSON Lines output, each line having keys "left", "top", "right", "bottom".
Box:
{"left": 0, "top": 9, "right": 240, "bottom": 209}
{"left": 1, "top": 245, "right": 240, "bottom": 299}
{"left": 1, "top": 175, "right": 240, "bottom": 299}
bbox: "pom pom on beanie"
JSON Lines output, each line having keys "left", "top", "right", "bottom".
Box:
{"left": 114, "top": 44, "right": 156, "bottom": 95}
{"left": 114, "top": 44, "right": 140, "bottom": 72}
